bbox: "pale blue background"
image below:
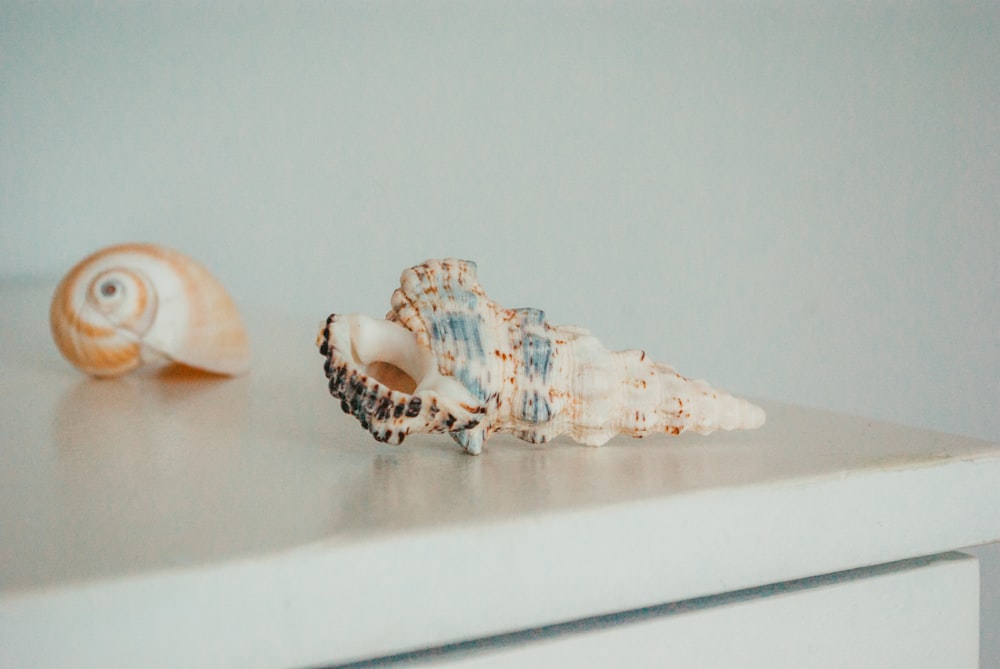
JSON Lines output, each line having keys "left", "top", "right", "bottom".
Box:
{"left": 2, "top": 2, "right": 998, "bottom": 663}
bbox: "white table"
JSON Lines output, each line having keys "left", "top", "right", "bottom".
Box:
{"left": 2, "top": 283, "right": 998, "bottom": 667}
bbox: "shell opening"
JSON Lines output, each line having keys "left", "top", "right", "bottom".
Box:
{"left": 333, "top": 314, "right": 479, "bottom": 406}
{"left": 365, "top": 362, "right": 417, "bottom": 394}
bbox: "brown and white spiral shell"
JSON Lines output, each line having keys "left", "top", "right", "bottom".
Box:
{"left": 50, "top": 243, "right": 251, "bottom": 377}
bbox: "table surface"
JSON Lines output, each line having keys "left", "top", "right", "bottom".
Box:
{"left": 2, "top": 282, "right": 999, "bottom": 667}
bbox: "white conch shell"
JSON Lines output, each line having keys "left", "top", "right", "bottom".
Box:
{"left": 318, "top": 258, "right": 764, "bottom": 454}
{"left": 50, "top": 243, "right": 251, "bottom": 377}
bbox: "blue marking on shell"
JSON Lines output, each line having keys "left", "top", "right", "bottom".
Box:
{"left": 428, "top": 311, "right": 489, "bottom": 402}
{"left": 513, "top": 307, "right": 546, "bottom": 326}
{"left": 451, "top": 427, "right": 485, "bottom": 455}
{"left": 455, "top": 367, "right": 487, "bottom": 402}
{"left": 519, "top": 391, "right": 552, "bottom": 424}
{"left": 455, "top": 288, "right": 479, "bottom": 312}
{"left": 403, "top": 260, "right": 495, "bottom": 408}
{"left": 430, "top": 313, "right": 486, "bottom": 359}
{"left": 522, "top": 331, "right": 553, "bottom": 381}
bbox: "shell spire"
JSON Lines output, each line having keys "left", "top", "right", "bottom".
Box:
{"left": 319, "top": 258, "right": 764, "bottom": 454}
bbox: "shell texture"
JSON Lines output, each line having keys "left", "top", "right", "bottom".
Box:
{"left": 50, "top": 243, "right": 251, "bottom": 377}
{"left": 318, "top": 258, "right": 765, "bottom": 454}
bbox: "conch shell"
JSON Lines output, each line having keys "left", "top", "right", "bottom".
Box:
{"left": 50, "top": 243, "right": 251, "bottom": 377}
{"left": 317, "top": 258, "right": 764, "bottom": 454}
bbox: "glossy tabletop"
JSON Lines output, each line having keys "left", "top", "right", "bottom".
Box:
{"left": 2, "top": 283, "right": 999, "bottom": 667}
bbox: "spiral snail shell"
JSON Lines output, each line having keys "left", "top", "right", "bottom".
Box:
{"left": 50, "top": 243, "right": 251, "bottom": 377}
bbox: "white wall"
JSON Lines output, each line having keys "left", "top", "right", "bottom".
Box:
{"left": 2, "top": 2, "right": 998, "bottom": 664}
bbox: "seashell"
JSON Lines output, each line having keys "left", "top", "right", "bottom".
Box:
{"left": 50, "top": 243, "right": 251, "bottom": 378}
{"left": 317, "top": 258, "right": 765, "bottom": 454}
